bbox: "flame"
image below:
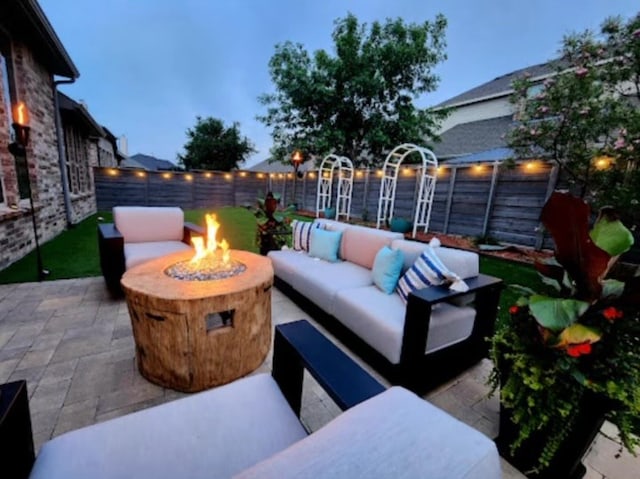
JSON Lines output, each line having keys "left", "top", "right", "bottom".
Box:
{"left": 190, "top": 213, "right": 230, "bottom": 265}
{"left": 13, "top": 102, "right": 29, "bottom": 126}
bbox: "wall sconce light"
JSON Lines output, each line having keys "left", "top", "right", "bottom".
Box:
{"left": 108, "top": 168, "right": 118, "bottom": 176}
{"left": 376, "top": 170, "right": 384, "bottom": 177}
{"left": 136, "top": 171, "right": 146, "bottom": 178}
{"left": 7, "top": 101, "right": 48, "bottom": 281}
{"left": 239, "top": 171, "right": 247, "bottom": 177}
{"left": 473, "top": 164, "right": 484, "bottom": 173}
{"left": 204, "top": 172, "right": 212, "bottom": 178}
{"left": 224, "top": 173, "right": 232, "bottom": 180}
{"left": 257, "top": 173, "right": 264, "bottom": 179}
{"left": 308, "top": 172, "right": 315, "bottom": 179}
{"left": 185, "top": 174, "right": 193, "bottom": 181}
{"left": 162, "top": 172, "right": 172, "bottom": 179}
{"left": 356, "top": 170, "right": 364, "bottom": 178}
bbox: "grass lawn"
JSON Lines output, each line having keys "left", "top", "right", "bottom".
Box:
{"left": 0, "top": 207, "right": 543, "bottom": 324}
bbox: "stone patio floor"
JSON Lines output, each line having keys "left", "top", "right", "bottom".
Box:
{"left": 0, "top": 277, "right": 637, "bottom": 478}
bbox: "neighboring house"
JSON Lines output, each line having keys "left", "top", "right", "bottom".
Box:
{"left": 432, "top": 62, "right": 555, "bottom": 163}
{"left": 249, "top": 157, "right": 315, "bottom": 173}
{"left": 121, "top": 153, "right": 178, "bottom": 171}
{"left": 0, "top": 0, "right": 121, "bottom": 270}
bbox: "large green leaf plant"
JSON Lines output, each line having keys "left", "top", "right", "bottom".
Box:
{"left": 490, "top": 192, "right": 639, "bottom": 472}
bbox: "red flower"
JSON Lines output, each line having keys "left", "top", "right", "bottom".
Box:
{"left": 509, "top": 305, "right": 519, "bottom": 315}
{"left": 603, "top": 307, "right": 623, "bottom": 321}
{"left": 566, "top": 342, "right": 592, "bottom": 357}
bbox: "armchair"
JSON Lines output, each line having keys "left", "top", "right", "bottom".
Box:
{"left": 13, "top": 320, "right": 501, "bottom": 479}
{"left": 98, "top": 206, "right": 204, "bottom": 295}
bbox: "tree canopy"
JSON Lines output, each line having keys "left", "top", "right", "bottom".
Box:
{"left": 178, "top": 117, "right": 255, "bottom": 171}
{"left": 258, "top": 13, "right": 448, "bottom": 167}
{"left": 508, "top": 13, "right": 640, "bottom": 223}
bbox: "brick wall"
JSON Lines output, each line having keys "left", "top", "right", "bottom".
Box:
{"left": 0, "top": 40, "right": 96, "bottom": 270}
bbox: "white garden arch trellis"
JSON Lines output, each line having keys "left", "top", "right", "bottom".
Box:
{"left": 315, "top": 154, "right": 354, "bottom": 221}
{"left": 376, "top": 143, "right": 438, "bottom": 238}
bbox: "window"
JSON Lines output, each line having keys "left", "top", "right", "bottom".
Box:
{"left": 63, "top": 125, "right": 91, "bottom": 194}
{"left": 0, "top": 31, "right": 30, "bottom": 204}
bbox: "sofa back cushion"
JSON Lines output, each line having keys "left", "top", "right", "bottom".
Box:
{"left": 391, "top": 239, "right": 479, "bottom": 279}
{"left": 114, "top": 206, "right": 184, "bottom": 243}
{"left": 340, "top": 227, "right": 404, "bottom": 270}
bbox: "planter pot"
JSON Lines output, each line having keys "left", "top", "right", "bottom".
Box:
{"left": 324, "top": 207, "right": 336, "bottom": 219}
{"left": 496, "top": 391, "right": 609, "bottom": 478}
{"left": 389, "top": 218, "right": 413, "bottom": 234}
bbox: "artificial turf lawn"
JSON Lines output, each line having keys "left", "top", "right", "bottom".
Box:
{"left": 0, "top": 206, "right": 543, "bottom": 326}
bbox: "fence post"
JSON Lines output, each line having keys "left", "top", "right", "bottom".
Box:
{"left": 443, "top": 166, "right": 457, "bottom": 234}
{"left": 534, "top": 163, "right": 560, "bottom": 250}
{"left": 482, "top": 162, "right": 500, "bottom": 238}
{"left": 362, "top": 168, "right": 370, "bottom": 221}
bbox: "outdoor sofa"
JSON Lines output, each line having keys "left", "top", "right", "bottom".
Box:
{"left": 97, "top": 206, "right": 204, "bottom": 295}
{"left": 269, "top": 219, "right": 503, "bottom": 392}
{"left": 7, "top": 320, "right": 501, "bottom": 479}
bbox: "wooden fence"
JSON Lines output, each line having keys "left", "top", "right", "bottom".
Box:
{"left": 94, "top": 162, "right": 557, "bottom": 248}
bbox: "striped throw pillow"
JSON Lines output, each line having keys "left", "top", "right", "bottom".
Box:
{"left": 292, "top": 220, "right": 319, "bottom": 252}
{"left": 396, "top": 246, "right": 464, "bottom": 303}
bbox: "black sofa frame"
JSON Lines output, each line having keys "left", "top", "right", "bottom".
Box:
{"left": 275, "top": 273, "right": 503, "bottom": 394}
{"left": 97, "top": 221, "right": 204, "bottom": 296}
{"left": 3, "top": 319, "right": 385, "bottom": 479}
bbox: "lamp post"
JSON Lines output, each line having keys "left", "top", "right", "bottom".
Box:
{"left": 8, "top": 101, "right": 48, "bottom": 281}
{"left": 291, "top": 149, "right": 303, "bottom": 208}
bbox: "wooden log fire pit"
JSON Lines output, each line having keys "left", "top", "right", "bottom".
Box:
{"left": 121, "top": 249, "right": 273, "bottom": 392}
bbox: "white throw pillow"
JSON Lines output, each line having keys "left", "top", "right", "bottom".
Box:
{"left": 291, "top": 220, "right": 319, "bottom": 252}
{"left": 396, "top": 246, "right": 469, "bottom": 303}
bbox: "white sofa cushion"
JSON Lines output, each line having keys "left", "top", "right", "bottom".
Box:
{"left": 235, "top": 387, "right": 501, "bottom": 479}
{"left": 29, "top": 374, "right": 307, "bottom": 479}
{"left": 124, "top": 241, "right": 192, "bottom": 270}
{"left": 114, "top": 206, "right": 184, "bottom": 243}
{"left": 268, "top": 250, "right": 373, "bottom": 316}
{"left": 333, "top": 285, "right": 476, "bottom": 364}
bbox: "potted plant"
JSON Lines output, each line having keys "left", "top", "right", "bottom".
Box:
{"left": 248, "top": 191, "right": 295, "bottom": 255}
{"left": 490, "top": 192, "right": 639, "bottom": 478}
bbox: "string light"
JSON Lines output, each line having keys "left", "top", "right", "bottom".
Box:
{"left": 204, "top": 172, "right": 212, "bottom": 178}
{"left": 162, "top": 172, "right": 172, "bottom": 179}
{"left": 473, "top": 164, "right": 484, "bottom": 173}
{"left": 185, "top": 174, "right": 193, "bottom": 181}
{"left": 257, "top": 173, "right": 265, "bottom": 179}
{"left": 308, "top": 172, "right": 316, "bottom": 179}
{"left": 108, "top": 169, "right": 118, "bottom": 176}
{"left": 224, "top": 173, "right": 232, "bottom": 180}
{"left": 287, "top": 173, "right": 293, "bottom": 179}
{"left": 278, "top": 173, "right": 284, "bottom": 179}
{"left": 239, "top": 171, "right": 247, "bottom": 177}
{"left": 376, "top": 170, "right": 384, "bottom": 177}
{"left": 594, "top": 156, "right": 613, "bottom": 170}
{"left": 136, "top": 171, "right": 146, "bottom": 178}
{"left": 356, "top": 170, "right": 364, "bottom": 178}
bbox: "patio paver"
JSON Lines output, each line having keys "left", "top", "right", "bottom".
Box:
{"left": 0, "top": 277, "right": 635, "bottom": 478}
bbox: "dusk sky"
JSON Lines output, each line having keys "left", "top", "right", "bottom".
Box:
{"left": 40, "top": 0, "right": 638, "bottom": 167}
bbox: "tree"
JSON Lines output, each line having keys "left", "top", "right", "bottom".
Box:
{"left": 507, "top": 13, "right": 640, "bottom": 224}
{"left": 258, "top": 13, "right": 448, "bottom": 167}
{"left": 178, "top": 117, "right": 256, "bottom": 171}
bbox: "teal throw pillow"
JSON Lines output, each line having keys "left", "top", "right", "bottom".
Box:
{"left": 309, "top": 228, "right": 342, "bottom": 262}
{"left": 372, "top": 246, "right": 404, "bottom": 294}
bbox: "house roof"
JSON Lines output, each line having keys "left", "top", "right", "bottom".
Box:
{"left": 432, "top": 115, "right": 513, "bottom": 160}
{"left": 437, "top": 61, "right": 555, "bottom": 108}
{"left": 128, "top": 153, "right": 178, "bottom": 171}
{"left": 248, "top": 158, "right": 316, "bottom": 173}
{"left": 120, "top": 157, "right": 148, "bottom": 169}
{"left": 445, "top": 147, "right": 514, "bottom": 165}
{"left": 3, "top": 0, "right": 79, "bottom": 78}
{"left": 101, "top": 126, "right": 126, "bottom": 160}
{"left": 57, "top": 92, "right": 104, "bottom": 137}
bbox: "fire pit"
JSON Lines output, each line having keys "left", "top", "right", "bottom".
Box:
{"left": 121, "top": 214, "right": 273, "bottom": 392}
